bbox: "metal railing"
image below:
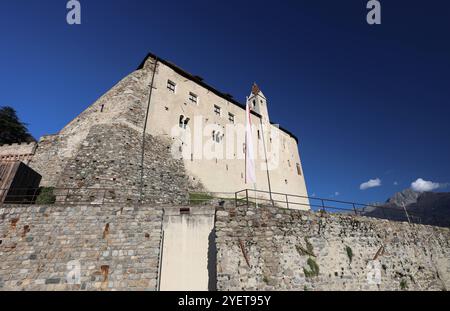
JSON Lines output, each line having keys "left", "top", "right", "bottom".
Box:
{"left": 235, "top": 189, "right": 427, "bottom": 224}
{"left": 0, "top": 186, "right": 446, "bottom": 227}
{"left": 0, "top": 187, "right": 186, "bottom": 206}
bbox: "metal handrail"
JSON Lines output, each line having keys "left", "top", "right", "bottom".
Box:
{"left": 234, "top": 188, "right": 425, "bottom": 221}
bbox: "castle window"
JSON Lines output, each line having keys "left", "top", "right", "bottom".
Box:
{"left": 100, "top": 104, "right": 104, "bottom": 112}
{"left": 167, "top": 80, "right": 176, "bottom": 93}
{"left": 285, "top": 179, "right": 288, "bottom": 184}
{"left": 179, "top": 115, "right": 189, "bottom": 129}
{"left": 212, "top": 131, "right": 223, "bottom": 143}
{"left": 179, "top": 115, "right": 185, "bottom": 128}
{"left": 288, "top": 160, "right": 291, "bottom": 167}
{"left": 214, "top": 105, "right": 221, "bottom": 116}
{"left": 228, "top": 113, "right": 235, "bottom": 123}
{"left": 296, "top": 163, "right": 302, "bottom": 176}
{"left": 257, "top": 130, "right": 261, "bottom": 140}
{"left": 189, "top": 92, "right": 198, "bottom": 104}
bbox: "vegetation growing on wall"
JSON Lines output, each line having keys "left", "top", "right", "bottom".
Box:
{"left": 35, "top": 187, "right": 56, "bottom": 204}
{"left": 296, "top": 237, "right": 316, "bottom": 257}
{"left": 400, "top": 279, "right": 408, "bottom": 290}
{"left": 303, "top": 258, "right": 320, "bottom": 278}
{"left": 345, "top": 246, "right": 353, "bottom": 264}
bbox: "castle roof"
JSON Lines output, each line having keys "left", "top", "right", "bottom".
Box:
{"left": 137, "top": 52, "right": 299, "bottom": 144}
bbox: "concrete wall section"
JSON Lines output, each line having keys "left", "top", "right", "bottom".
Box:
{"left": 160, "top": 206, "right": 216, "bottom": 291}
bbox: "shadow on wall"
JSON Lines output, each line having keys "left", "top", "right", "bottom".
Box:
{"left": 208, "top": 228, "right": 217, "bottom": 291}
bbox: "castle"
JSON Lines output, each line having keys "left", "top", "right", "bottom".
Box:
{"left": 0, "top": 52, "right": 309, "bottom": 208}
{"left": 1, "top": 53, "right": 449, "bottom": 292}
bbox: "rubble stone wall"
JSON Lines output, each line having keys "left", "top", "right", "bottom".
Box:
{"left": 0, "top": 204, "right": 163, "bottom": 291}
{"left": 215, "top": 204, "right": 450, "bottom": 291}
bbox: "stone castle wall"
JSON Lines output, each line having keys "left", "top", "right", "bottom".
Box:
{"left": 0, "top": 204, "right": 163, "bottom": 290}
{"left": 56, "top": 123, "right": 190, "bottom": 204}
{"left": 0, "top": 142, "right": 37, "bottom": 164}
{"left": 28, "top": 58, "right": 157, "bottom": 188}
{"left": 215, "top": 205, "right": 450, "bottom": 291}
{"left": 1, "top": 202, "right": 450, "bottom": 291}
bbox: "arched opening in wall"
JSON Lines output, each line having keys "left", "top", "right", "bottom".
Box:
{"left": 183, "top": 118, "right": 190, "bottom": 129}
{"left": 179, "top": 115, "right": 185, "bottom": 128}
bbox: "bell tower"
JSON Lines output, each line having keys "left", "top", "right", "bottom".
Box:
{"left": 248, "top": 83, "right": 270, "bottom": 121}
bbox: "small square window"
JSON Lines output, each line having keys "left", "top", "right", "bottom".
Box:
{"left": 296, "top": 163, "right": 302, "bottom": 176}
{"left": 228, "top": 113, "right": 235, "bottom": 123}
{"left": 189, "top": 92, "right": 198, "bottom": 104}
{"left": 167, "top": 80, "right": 176, "bottom": 93}
{"left": 214, "top": 105, "right": 221, "bottom": 116}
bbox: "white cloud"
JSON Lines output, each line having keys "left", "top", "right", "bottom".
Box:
{"left": 360, "top": 178, "right": 382, "bottom": 190}
{"left": 411, "top": 178, "right": 440, "bottom": 192}
{"left": 393, "top": 181, "right": 399, "bottom": 186}
{"left": 334, "top": 192, "right": 340, "bottom": 196}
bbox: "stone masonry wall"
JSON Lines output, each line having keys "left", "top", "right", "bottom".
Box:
{"left": 0, "top": 142, "right": 37, "bottom": 164}
{"left": 56, "top": 123, "right": 189, "bottom": 204}
{"left": 29, "top": 57, "right": 158, "bottom": 187}
{"left": 0, "top": 204, "right": 163, "bottom": 291}
{"left": 215, "top": 205, "right": 450, "bottom": 291}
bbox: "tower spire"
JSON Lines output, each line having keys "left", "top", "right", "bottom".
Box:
{"left": 248, "top": 83, "right": 269, "bottom": 121}
{"left": 251, "top": 82, "right": 261, "bottom": 96}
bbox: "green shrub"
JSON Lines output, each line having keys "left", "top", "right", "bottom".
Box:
{"left": 296, "top": 237, "right": 315, "bottom": 257}
{"left": 189, "top": 193, "right": 214, "bottom": 205}
{"left": 303, "top": 258, "right": 320, "bottom": 278}
{"left": 36, "top": 187, "right": 56, "bottom": 204}
{"left": 345, "top": 246, "right": 353, "bottom": 264}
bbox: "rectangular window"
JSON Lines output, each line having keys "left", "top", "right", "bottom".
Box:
{"left": 228, "top": 113, "right": 235, "bottom": 123}
{"left": 214, "top": 105, "right": 221, "bottom": 116}
{"left": 189, "top": 92, "right": 198, "bottom": 104}
{"left": 296, "top": 163, "right": 302, "bottom": 176}
{"left": 167, "top": 80, "right": 176, "bottom": 93}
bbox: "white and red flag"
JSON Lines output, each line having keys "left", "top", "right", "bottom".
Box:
{"left": 245, "top": 98, "right": 256, "bottom": 184}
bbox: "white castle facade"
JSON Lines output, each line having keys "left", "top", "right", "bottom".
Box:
{"left": 141, "top": 54, "right": 309, "bottom": 207}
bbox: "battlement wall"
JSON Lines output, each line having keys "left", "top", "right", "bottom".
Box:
{"left": 215, "top": 205, "right": 450, "bottom": 291}
{"left": 28, "top": 60, "right": 156, "bottom": 187}
{"left": 0, "top": 204, "right": 164, "bottom": 290}
{"left": 1, "top": 202, "right": 449, "bottom": 291}
{"left": 0, "top": 142, "right": 37, "bottom": 163}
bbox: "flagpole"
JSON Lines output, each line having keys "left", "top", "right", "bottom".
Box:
{"left": 259, "top": 116, "right": 274, "bottom": 207}
{"left": 245, "top": 96, "right": 257, "bottom": 208}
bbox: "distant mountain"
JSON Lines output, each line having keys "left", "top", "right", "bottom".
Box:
{"left": 362, "top": 189, "right": 450, "bottom": 228}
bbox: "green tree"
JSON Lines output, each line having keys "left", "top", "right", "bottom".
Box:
{"left": 0, "top": 106, "right": 35, "bottom": 144}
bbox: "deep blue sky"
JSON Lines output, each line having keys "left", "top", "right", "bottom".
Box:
{"left": 1, "top": 0, "right": 449, "bottom": 203}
